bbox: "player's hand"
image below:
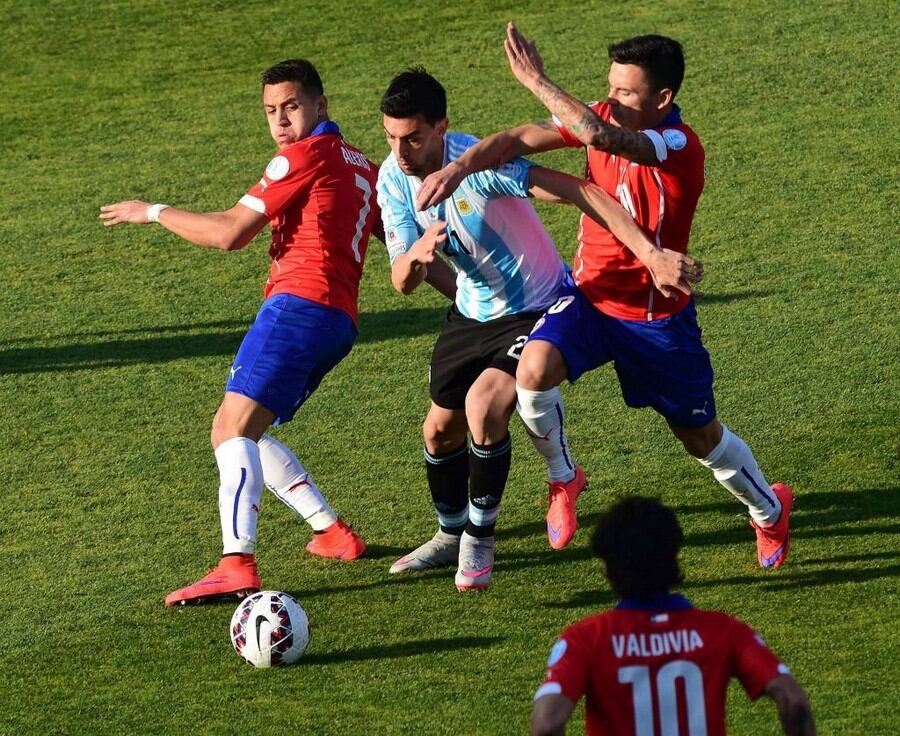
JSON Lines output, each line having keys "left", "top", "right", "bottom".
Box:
{"left": 409, "top": 220, "right": 448, "bottom": 264}
{"left": 504, "top": 22, "right": 545, "bottom": 90}
{"left": 646, "top": 248, "right": 704, "bottom": 299}
{"left": 417, "top": 162, "right": 466, "bottom": 211}
{"left": 99, "top": 200, "right": 152, "bottom": 226}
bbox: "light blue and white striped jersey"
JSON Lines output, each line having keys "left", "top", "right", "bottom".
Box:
{"left": 377, "top": 132, "right": 565, "bottom": 322}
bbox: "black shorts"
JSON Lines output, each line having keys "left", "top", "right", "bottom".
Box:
{"left": 429, "top": 305, "right": 543, "bottom": 410}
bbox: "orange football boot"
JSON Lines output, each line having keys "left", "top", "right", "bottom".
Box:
{"left": 546, "top": 466, "right": 588, "bottom": 550}
{"left": 164, "top": 554, "right": 260, "bottom": 607}
{"left": 306, "top": 519, "right": 366, "bottom": 560}
{"left": 750, "top": 483, "right": 794, "bottom": 569}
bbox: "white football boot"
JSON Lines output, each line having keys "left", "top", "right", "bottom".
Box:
{"left": 454, "top": 532, "right": 494, "bottom": 591}
{"left": 389, "top": 530, "right": 461, "bottom": 574}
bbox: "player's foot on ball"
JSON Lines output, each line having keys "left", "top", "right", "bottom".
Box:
{"left": 389, "top": 530, "right": 461, "bottom": 574}
{"left": 164, "top": 554, "right": 260, "bottom": 607}
{"left": 455, "top": 532, "right": 494, "bottom": 591}
{"left": 306, "top": 519, "right": 366, "bottom": 560}
{"left": 750, "top": 483, "right": 794, "bottom": 569}
{"left": 546, "top": 465, "right": 588, "bottom": 550}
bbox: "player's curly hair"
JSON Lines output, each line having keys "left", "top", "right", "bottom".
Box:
{"left": 591, "top": 496, "right": 684, "bottom": 600}
{"left": 608, "top": 35, "right": 685, "bottom": 97}
{"left": 380, "top": 67, "right": 447, "bottom": 125}
{"left": 261, "top": 59, "right": 324, "bottom": 97}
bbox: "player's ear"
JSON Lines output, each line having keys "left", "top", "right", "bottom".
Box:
{"left": 436, "top": 117, "right": 449, "bottom": 136}
{"left": 655, "top": 88, "right": 673, "bottom": 110}
{"left": 317, "top": 94, "right": 328, "bottom": 119}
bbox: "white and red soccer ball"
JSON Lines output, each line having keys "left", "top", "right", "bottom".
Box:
{"left": 230, "top": 591, "right": 309, "bottom": 668}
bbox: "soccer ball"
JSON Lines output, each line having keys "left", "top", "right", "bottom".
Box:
{"left": 230, "top": 591, "right": 310, "bottom": 668}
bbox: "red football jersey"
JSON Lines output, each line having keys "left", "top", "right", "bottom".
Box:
{"left": 553, "top": 102, "right": 705, "bottom": 321}
{"left": 239, "top": 124, "right": 380, "bottom": 323}
{"left": 537, "top": 597, "right": 785, "bottom": 736}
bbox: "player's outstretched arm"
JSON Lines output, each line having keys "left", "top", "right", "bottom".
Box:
{"left": 531, "top": 693, "right": 575, "bottom": 736}
{"left": 416, "top": 121, "right": 565, "bottom": 211}
{"left": 99, "top": 200, "right": 268, "bottom": 251}
{"left": 504, "top": 23, "right": 660, "bottom": 166}
{"left": 765, "top": 675, "right": 816, "bottom": 736}
{"left": 528, "top": 166, "right": 702, "bottom": 298}
{"left": 390, "top": 220, "right": 448, "bottom": 295}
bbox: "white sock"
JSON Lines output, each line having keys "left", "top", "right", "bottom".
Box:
{"left": 258, "top": 433, "right": 337, "bottom": 532}
{"left": 696, "top": 425, "right": 781, "bottom": 525}
{"left": 516, "top": 385, "right": 576, "bottom": 482}
{"left": 215, "top": 436, "right": 264, "bottom": 554}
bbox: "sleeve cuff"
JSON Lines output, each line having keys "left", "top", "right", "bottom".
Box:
{"left": 642, "top": 129, "right": 668, "bottom": 163}
{"left": 534, "top": 682, "right": 563, "bottom": 701}
{"left": 238, "top": 194, "right": 266, "bottom": 215}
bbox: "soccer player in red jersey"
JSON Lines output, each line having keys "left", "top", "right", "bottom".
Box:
{"left": 100, "top": 60, "right": 383, "bottom": 605}
{"left": 531, "top": 497, "right": 815, "bottom": 736}
{"left": 417, "top": 26, "right": 793, "bottom": 567}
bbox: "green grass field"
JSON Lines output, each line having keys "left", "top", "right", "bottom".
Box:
{"left": 2, "top": 0, "right": 898, "bottom": 733}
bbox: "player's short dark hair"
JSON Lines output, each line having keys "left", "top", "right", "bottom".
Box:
{"left": 261, "top": 59, "right": 324, "bottom": 97}
{"left": 380, "top": 67, "right": 447, "bottom": 125}
{"left": 608, "top": 35, "right": 685, "bottom": 97}
{"left": 591, "top": 497, "right": 684, "bottom": 600}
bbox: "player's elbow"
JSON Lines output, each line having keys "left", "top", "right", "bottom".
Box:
{"left": 767, "top": 675, "right": 816, "bottom": 736}
{"left": 391, "top": 261, "right": 422, "bottom": 295}
{"left": 220, "top": 230, "right": 251, "bottom": 251}
{"left": 397, "top": 280, "right": 419, "bottom": 296}
{"left": 391, "top": 273, "right": 415, "bottom": 295}
{"left": 780, "top": 695, "right": 815, "bottom": 735}
{"left": 585, "top": 124, "right": 611, "bottom": 150}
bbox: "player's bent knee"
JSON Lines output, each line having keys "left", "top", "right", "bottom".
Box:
{"left": 210, "top": 395, "right": 273, "bottom": 449}
{"left": 422, "top": 413, "right": 466, "bottom": 452}
{"left": 465, "top": 391, "right": 513, "bottom": 440}
{"left": 516, "top": 342, "right": 565, "bottom": 391}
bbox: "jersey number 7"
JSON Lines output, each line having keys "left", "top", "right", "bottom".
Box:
{"left": 350, "top": 173, "right": 373, "bottom": 263}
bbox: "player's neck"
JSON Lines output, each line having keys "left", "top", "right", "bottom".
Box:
{"left": 421, "top": 140, "right": 446, "bottom": 179}
{"left": 644, "top": 103, "right": 675, "bottom": 129}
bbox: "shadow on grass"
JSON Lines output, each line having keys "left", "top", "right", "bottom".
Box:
{"left": 300, "top": 635, "right": 504, "bottom": 665}
{"left": 545, "top": 553, "right": 900, "bottom": 610}
{"left": 0, "top": 308, "right": 446, "bottom": 374}
{"left": 498, "top": 511, "right": 753, "bottom": 548}
{"left": 499, "top": 487, "right": 900, "bottom": 548}
{"left": 361, "top": 544, "right": 410, "bottom": 561}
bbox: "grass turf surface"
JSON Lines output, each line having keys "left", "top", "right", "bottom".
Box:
{"left": 1, "top": 0, "right": 898, "bottom": 733}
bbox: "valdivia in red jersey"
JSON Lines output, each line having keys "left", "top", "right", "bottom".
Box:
{"left": 239, "top": 121, "right": 380, "bottom": 323}
{"left": 536, "top": 595, "right": 786, "bottom": 736}
{"left": 553, "top": 103, "right": 705, "bottom": 322}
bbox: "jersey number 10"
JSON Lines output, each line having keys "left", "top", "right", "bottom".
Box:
{"left": 618, "top": 660, "right": 709, "bottom": 736}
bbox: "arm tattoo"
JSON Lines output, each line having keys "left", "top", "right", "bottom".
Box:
{"left": 532, "top": 118, "right": 557, "bottom": 131}
{"left": 531, "top": 77, "right": 659, "bottom": 164}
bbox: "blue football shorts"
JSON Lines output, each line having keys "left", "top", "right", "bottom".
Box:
{"left": 528, "top": 283, "right": 716, "bottom": 429}
{"left": 225, "top": 293, "right": 356, "bottom": 425}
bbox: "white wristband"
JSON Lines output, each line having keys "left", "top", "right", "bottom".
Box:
{"left": 147, "top": 203, "right": 170, "bottom": 223}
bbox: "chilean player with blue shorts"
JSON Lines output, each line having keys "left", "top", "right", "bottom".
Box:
{"left": 101, "top": 60, "right": 380, "bottom": 606}
{"left": 377, "top": 69, "right": 671, "bottom": 591}
{"left": 418, "top": 28, "right": 795, "bottom": 569}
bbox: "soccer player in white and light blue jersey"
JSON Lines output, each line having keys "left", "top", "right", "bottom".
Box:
{"left": 376, "top": 69, "right": 668, "bottom": 591}
{"left": 380, "top": 130, "right": 564, "bottom": 322}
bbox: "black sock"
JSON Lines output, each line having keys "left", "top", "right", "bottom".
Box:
{"left": 465, "top": 434, "right": 511, "bottom": 539}
{"left": 425, "top": 443, "right": 469, "bottom": 535}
